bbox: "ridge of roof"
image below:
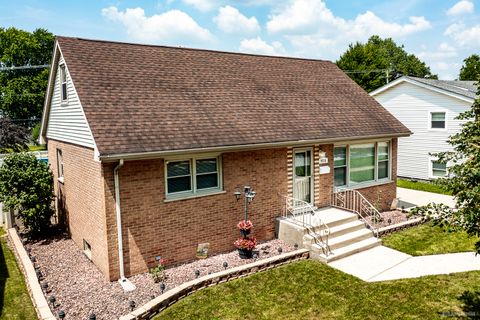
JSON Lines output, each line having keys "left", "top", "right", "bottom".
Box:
{"left": 55, "top": 36, "right": 334, "bottom": 64}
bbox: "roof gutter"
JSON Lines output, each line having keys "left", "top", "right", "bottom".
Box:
{"left": 98, "top": 132, "right": 412, "bottom": 162}
{"left": 113, "top": 159, "right": 135, "bottom": 291}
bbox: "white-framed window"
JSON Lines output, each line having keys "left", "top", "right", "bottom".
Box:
{"left": 430, "top": 112, "right": 446, "bottom": 129}
{"left": 334, "top": 141, "right": 391, "bottom": 187}
{"left": 60, "top": 64, "right": 68, "bottom": 102}
{"left": 431, "top": 160, "right": 447, "bottom": 178}
{"left": 57, "top": 148, "right": 64, "bottom": 182}
{"left": 333, "top": 146, "right": 347, "bottom": 187}
{"left": 165, "top": 156, "right": 222, "bottom": 198}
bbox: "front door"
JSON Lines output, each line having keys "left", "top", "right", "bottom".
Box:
{"left": 293, "top": 149, "right": 313, "bottom": 203}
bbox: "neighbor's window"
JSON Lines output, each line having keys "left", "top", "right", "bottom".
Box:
{"left": 333, "top": 146, "right": 347, "bottom": 187}
{"left": 432, "top": 161, "right": 447, "bottom": 177}
{"left": 334, "top": 141, "right": 390, "bottom": 187}
{"left": 60, "top": 65, "right": 67, "bottom": 101}
{"left": 57, "top": 149, "right": 64, "bottom": 180}
{"left": 166, "top": 156, "right": 221, "bottom": 197}
{"left": 431, "top": 112, "right": 446, "bottom": 129}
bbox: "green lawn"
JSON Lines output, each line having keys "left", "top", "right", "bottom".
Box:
{"left": 397, "top": 178, "right": 452, "bottom": 195}
{"left": 0, "top": 228, "right": 37, "bottom": 320}
{"left": 154, "top": 260, "right": 480, "bottom": 319}
{"left": 383, "top": 222, "right": 478, "bottom": 256}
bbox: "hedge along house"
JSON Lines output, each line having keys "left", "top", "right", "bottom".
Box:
{"left": 40, "top": 37, "right": 410, "bottom": 283}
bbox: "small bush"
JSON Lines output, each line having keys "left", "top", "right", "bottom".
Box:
{"left": 0, "top": 152, "right": 54, "bottom": 236}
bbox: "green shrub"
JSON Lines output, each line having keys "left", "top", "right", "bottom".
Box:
{"left": 31, "top": 122, "right": 41, "bottom": 144}
{"left": 0, "top": 153, "right": 54, "bottom": 236}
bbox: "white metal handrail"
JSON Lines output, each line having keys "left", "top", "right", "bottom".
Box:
{"left": 280, "top": 194, "right": 330, "bottom": 255}
{"left": 331, "top": 187, "right": 382, "bottom": 236}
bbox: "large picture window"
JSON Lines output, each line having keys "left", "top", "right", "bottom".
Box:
{"left": 334, "top": 141, "right": 390, "bottom": 187}
{"left": 166, "top": 156, "right": 221, "bottom": 197}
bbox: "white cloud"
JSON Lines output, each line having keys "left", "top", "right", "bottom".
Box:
{"left": 445, "top": 23, "right": 480, "bottom": 46}
{"left": 182, "top": 0, "right": 216, "bottom": 12}
{"left": 239, "top": 37, "right": 285, "bottom": 55}
{"left": 417, "top": 42, "right": 457, "bottom": 60}
{"left": 267, "top": 0, "right": 431, "bottom": 38}
{"left": 447, "top": 0, "right": 474, "bottom": 16}
{"left": 101, "top": 6, "right": 212, "bottom": 44}
{"left": 214, "top": 5, "right": 260, "bottom": 35}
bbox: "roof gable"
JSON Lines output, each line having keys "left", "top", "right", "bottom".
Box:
{"left": 370, "top": 76, "right": 476, "bottom": 103}
{"left": 43, "top": 50, "right": 95, "bottom": 149}
{"left": 46, "top": 37, "right": 411, "bottom": 158}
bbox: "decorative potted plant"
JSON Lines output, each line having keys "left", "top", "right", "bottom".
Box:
{"left": 237, "top": 219, "right": 253, "bottom": 237}
{"left": 234, "top": 219, "right": 256, "bottom": 258}
{"left": 234, "top": 237, "right": 257, "bottom": 259}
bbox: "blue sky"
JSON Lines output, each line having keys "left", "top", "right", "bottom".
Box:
{"left": 1, "top": 0, "right": 479, "bottom": 79}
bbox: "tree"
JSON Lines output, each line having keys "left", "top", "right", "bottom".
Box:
{"left": 0, "top": 27, "right": 54, "bottom": 122}
{"left": 411, "top": 79, "right": 480, "bottom": 252}
{"left": 459, "top": 54, "right": 480, "bottom": 81}
{"left": 336, "top": 35, "right": 436, "bottom": 92}
{"left": 0, "top": 117, "right": 29, "bottom": 152}
{"left": 0, "top": 153, "right": 54, "bottom": 236}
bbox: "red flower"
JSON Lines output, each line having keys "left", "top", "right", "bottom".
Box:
{"left": 234, "top": 237, "right": 257, "bottom": 250}
{"left": 237, "top": 220, "right": 253, "bottom": 231}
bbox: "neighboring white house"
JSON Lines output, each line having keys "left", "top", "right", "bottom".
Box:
{"left": 370, "top": 76, "right": 476, "bottom": 181}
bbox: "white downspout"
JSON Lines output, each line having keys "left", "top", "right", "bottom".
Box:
{"left": 114, "top": 159, "right": 135, "bottom": 290}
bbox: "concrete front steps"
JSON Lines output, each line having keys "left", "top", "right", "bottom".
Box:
{"left": 277, "top": 207, "right": 381, "bottom": 263}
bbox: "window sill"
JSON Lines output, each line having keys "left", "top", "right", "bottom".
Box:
{"left": 428, "top": 128, "right": 447, "bottom": 132}
{"left": 336, "top": 179, "right": 393, "bottom": 190}
{"left": 164, "top": 190, "right": 226, "bottom": 203}
{"left": 58, "top": 177, "right": 65, "bottom": 184}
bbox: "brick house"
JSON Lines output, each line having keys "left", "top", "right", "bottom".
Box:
{"left": 40, "top": 37, "right": 410, "bottom": 282}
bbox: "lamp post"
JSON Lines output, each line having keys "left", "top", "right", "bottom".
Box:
{"left": 234, "top": 185, "right": 256, "bottom": 222}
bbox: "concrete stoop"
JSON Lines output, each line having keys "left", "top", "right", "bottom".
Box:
{"left": 277, "top": 207, "right": 382, "bottom": 263}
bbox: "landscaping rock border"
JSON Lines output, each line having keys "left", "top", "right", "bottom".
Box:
{"left": 7, "top": 228, "right": 56, "bottom": 320}
{"left": 120, "top": 249, "right": 310, "bottom": 320}
{"left": 378, "top": 217, "right": 427, "bottom": 236}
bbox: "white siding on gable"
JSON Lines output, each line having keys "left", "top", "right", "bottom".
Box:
{"left": 374, "top": 81, "right": 471, "bottom": 180}
{"left": 46, "top": 56, "right": 95, "bottom": 148}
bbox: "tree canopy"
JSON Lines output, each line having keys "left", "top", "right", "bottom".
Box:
{"left": 0, "top": 27, "right": 54, "bottom": 122}
{"left": 412, "top": 81, "right": 480, "bottom": 253}
{"left": 0, "top": 117, "right": 29, "bottom": 153}
{"left": 459, "top": 54, "right": 480, "bottom": 81}
{"left": 336, "top": 35, "right": 436, "bottom": 92}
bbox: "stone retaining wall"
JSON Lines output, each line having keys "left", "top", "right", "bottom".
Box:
{"left": 120, "top": 249, "right": 310, "bottom": 320}
{"left": 7, "top": 228, "right": 56, "bottom": 320}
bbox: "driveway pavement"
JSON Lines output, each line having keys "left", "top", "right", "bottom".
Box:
{"left": 329, "top": 246, "right": 480, "bottom": 282}
{"left": 397, "top": 187, "right": 455, "bottom": 208}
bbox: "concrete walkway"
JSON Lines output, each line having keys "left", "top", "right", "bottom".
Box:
{"left": 397, "top": 187, "right": 456, "bottom": 208}
{"left": 329, "top": 246, "right": 480, "bottom": 282}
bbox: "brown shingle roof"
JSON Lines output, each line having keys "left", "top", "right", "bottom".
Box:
{"left": 56, "top": 36, "right": 410, "bottom": 157}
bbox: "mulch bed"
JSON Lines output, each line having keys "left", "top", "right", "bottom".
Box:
{"left": 25, "top": 235, "right": 293, "bottom": 320}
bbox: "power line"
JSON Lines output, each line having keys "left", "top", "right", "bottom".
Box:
{"left": 0, "top": 64, "right": 50, "bottom": 71}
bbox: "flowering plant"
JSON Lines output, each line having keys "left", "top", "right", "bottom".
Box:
{"left": 149, "top": 258, "right": 167, "bottom": 283}
{"left": 234, "top": 237, "right": 257, "bottom": 250}
{"left": 237, "top": 220, "right": 253, "bottom": 231}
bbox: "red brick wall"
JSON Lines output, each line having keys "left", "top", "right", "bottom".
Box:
{"left": 48, "top": 138, "right": 398, "bottom": 281}
{"left": 315, "top": 139, "right": 398, "bottom": 211}
{"left": 103, "top": 148, "right": 288, "bottom": 280}
{"left": 47, "top": 140, "right": 110, "bottom": 277}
